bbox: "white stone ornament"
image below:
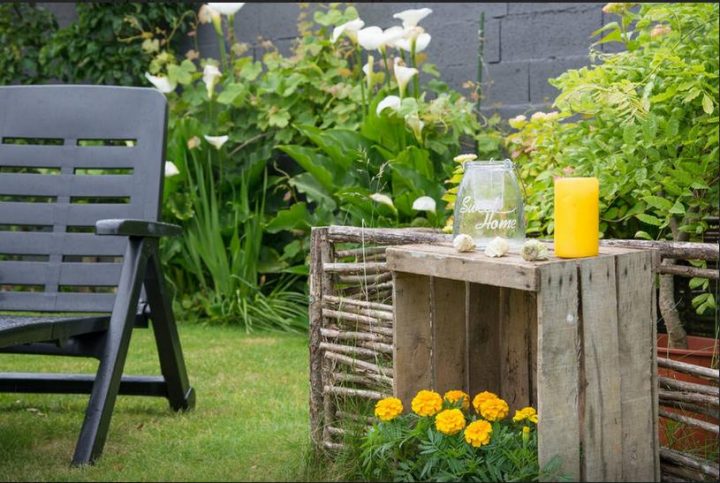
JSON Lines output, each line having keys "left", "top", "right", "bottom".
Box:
{"left": 484, "top": 236, "right": 509, "bottom": 257}
{"left": 453, "top": 234, "right": 476, "bottom": 253}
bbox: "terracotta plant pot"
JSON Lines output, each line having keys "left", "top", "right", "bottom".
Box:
{"left": 656, "top": 334, "right": 719, "bottom": 451}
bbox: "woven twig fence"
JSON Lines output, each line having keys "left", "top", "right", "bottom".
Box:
{"left": 309, "top": 225, "right": 718, "bottom": 480}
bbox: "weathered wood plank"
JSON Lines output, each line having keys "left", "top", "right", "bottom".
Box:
{"left": 432, "top": 277, "right": 467, "bottom": 394}
{"left": 393, "top": 272, "right": 432, "bottom": 410}
{"left": 536, "top": 262, "right": 580, "bottom": 482}
{"left": 500, "top": 288, "right": 534, "bottom": 410}
{"left": 615, "top": 250, "right": 657, "bottom": 482}
{"left": 579, "top": 256, "right": 623, "bottom": 482}
{"left": 466, "top": 283, "right": 501, "bottom": 396}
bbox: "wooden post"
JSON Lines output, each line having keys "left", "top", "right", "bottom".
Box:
{"left": 308, "top": 227, "right": 327, "bottom": 448}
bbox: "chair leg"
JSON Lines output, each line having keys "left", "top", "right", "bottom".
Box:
{"left": 144, "top": 243, "right": 195, "bottom": 412}
{"left": 72, "top": 238, "right": 150, "bottom": 466}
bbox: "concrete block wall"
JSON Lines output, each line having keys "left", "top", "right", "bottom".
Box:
{"left": 38, "top": 2, "right": 617, "bottom": 119}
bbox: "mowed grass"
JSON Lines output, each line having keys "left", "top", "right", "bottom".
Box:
{"left": 0, "top": 325, "right": 312, "bottom": 481}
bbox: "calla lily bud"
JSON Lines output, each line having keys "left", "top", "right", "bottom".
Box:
{"left": 204, "top": 134, "right": 229, "bottom": 149}
{"left": 393, "top": 58, "right": 418, "bottom": 98}
{"left": 412, "top": 196, "right": 436, "bottom": 213}
{"left": 164, "top": 161, "right": 180, "bottom": 177}
{"left": 144, "top": 72, "right": 176, "bottom": 94}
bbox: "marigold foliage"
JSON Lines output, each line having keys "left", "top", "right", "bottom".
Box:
{"left": 411, "top": 390, "right": 443, "bottom": 417}
{"left": 374, "top": 397, "right": 403, "bottom": 422}
{"left": 434, "top": 408, "right": 466, "bottom": 435}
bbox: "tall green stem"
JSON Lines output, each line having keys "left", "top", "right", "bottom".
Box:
{"left": 356, "top": 47, "right": 366, "bottom": 118}
{"left": 381, "top": 49, "right": 390, "bottom": 89}
{"left": 410, "top": 40, "right": 420, "bottom": 99}
{"left": 227, "top": 14, "right": 236, "bottom": 80}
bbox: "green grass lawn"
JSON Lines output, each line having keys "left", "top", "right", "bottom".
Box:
{"left": 0, "top": 325, "right": 313, "bottom": 481}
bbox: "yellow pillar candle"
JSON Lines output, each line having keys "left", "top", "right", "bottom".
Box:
{"left": 554, "top": 177, "right": 599, "bottom": 258}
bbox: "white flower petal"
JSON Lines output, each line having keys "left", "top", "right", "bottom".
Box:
{"left": 332, "top": 18, "right": 365, "bottom": 43}
{"left": 414, "top": 33, "right": 431, "bottom": 52}
{"left": 376, "top": 95, "right": 401, "bottom": 115}
{"left": 207, "top": 3, "right": 244, "bottom": 16}
{"left": 204, "top": 134, "right": 229, "bottom": 149}
{"left": 164, "top": 161, "right": 180, "bottom": 177}
{"left": 393, "top": 58, "right": 418, "bottom": 95}
{"left": 405, "top": 113, "right": 424, "bottom": 141}
{"left": 393, "top": 8, "right": 432, "bottom": 28}
{"left": 412, "top": 196, "right": 436, "bottom": 213}
{"left": 369, "top": 193, "right": 395, "bottom": 209}
{"left": 382, "top": 25, "right": 406, "bottom": 48}
{"left": 144, "top": 72, "right": 176, "bottom": 94}
{"left": 357, "top": 26, "right": 385, "bottom": 51}
{"left": 453, "top": 153, "right": 478, "bottom": 164}
{"left": 202, "top": 64, "right": 222, "bottom": 98}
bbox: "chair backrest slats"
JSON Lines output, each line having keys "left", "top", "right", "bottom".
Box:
{"left": 0, "top": 85, "right": 168, "bottom": 313}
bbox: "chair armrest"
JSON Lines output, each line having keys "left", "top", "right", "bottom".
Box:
{"left": 95, "top": 219, "right": 182, "bottom": 238}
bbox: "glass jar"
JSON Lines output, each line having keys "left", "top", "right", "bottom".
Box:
{"left": 453, "top": 159, "right": 526, "bottom": 249}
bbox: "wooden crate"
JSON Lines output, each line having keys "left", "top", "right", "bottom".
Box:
{"left": 386, "top": 243, "right": 660, "bottom": 482}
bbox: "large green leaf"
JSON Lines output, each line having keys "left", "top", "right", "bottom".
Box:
{"left": 277, "top": 145, "right": 335, "bottom": 192}
{"left": 266, "top": 202, "right": 311, "bottom": 234}
{"left": 289, "top": 173, "right": 337, "bottom": 210}
{"left": 295, "top": 124, "right": 373, "bottom": 169}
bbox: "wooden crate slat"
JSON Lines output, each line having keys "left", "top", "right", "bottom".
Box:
{"left": 393, "top": 272, "right": 432, "bottom": 409}
{"left": 579, "top": 256, "right": 623, "bottom": 482}
{"left": 466, "top": 283, "right": 501, "bottom": 396}
{"left": 616, "top": 251, "right": 658, "bottom": 481}
{"left": 500, "top": 288, "right": 535, "bottom": 410}
{"left": 431, "top": 277, "right": 466, "bottom": 394}
{"left": 536, "top": 262, "right": 581, "bottom": 482}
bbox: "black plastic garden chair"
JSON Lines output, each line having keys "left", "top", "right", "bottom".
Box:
{"left": 0, "top": 85, "right": 195, "bottom": 466}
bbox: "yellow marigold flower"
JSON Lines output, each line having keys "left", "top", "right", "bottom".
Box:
{"left": 374, "top": 397, "right": 403, "bottom": 421}
{"left": 472, "top": 391, "right": 499, "bottom": 414}
{"left": 464, "top": 419, "right": 492, "bottom": 447}
{"left": 435, "top": 409, "right": 466, "bottom": 435}
{"left": 444, "top": 390, "right": 470, "bottom": 411}
{"left": 412, "top": 390, "right": 443, "bottom": 417}
{"left": 479, "top": 397, "right": 509, "bottom": 422}
{"left": 513, "top": 406, "right": 538, "bottom": 424}
{"left": 522, "top": 425, "right": 531, "bottom": 444}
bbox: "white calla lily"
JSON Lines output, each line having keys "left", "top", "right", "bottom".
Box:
{"left": 393, "top": 58, "right": 418, "bottom": 98}
{"left": 395, "top": 32, "right": 431, "bottom": 53}
{"left": 207, "top": 3, "right": 244, "bottom": 16}
{"left": 332, "top": 18, "right": 365, "bottom": 43}
{"left": 376, "top": 95, "right": 401, "bottom": 116}
{"left": 204, "top": 135, "right": 229, "bottom": 150}
{"left": 202, "top": 64, "right": 222, "bottom": 98}
{"left": 393, "top": 8, "right": 432, "bottom": 28}
{"left": 405, "top": 113, "right": 425, "bottom": 141}
{"left": 164, "top": 161, "right": 180, "bottom": 177}
{"left": 363, "top": 54, "right": 375, "bottom": 91}
{"left": 412, "top": 196, "right": 436, "bottom": 213}
{"left": 144, "top": 72, "right": 176, "bottom": 94}
{"left": 369, "top": 193, "right": 396, "bottom": 210}
{"left": 357, "top": 25, "right": 405, "bottom": 51}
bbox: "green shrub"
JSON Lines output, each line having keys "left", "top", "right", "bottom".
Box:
{"left": 0, "top": 3, "right": 57, "bottom": 84}
{"left": 40, "top": 2, "right": 194, "bottom": 85}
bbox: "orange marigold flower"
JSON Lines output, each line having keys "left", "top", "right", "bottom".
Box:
{"left": 472, "top": 391, "right": 499, "bottom": 414}
{"left": 464, "top": 419, "right": 492, "bottom": 447}
{"left": 444, "top": 390, "right": 470, "bottom": 411}
{"left": 374, "top": 397, "right": 403, "bottom": 422}
{"left": 411, "top": 390, "right": 443, "bottom": 417}
{"left": 435, "top": 409, "right": 466, "bottom": 435}
{"left": 479, "top": 397, "right": 509, "bottom": 422}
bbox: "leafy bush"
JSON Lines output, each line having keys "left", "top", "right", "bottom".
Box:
{"left": 359, "top": 390, "right": 562, "bottom": 482}
{"left": 144, "top": 3, "right": 502, "bottom": 329}
{"left": 40, "top": 2, "right": 194, "bottom": 85}
{"left": 0, "top": 3, "right": 57, "bottom": 84}
{"left": 505, "top": 2, "right": 718, "bottom": 244}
